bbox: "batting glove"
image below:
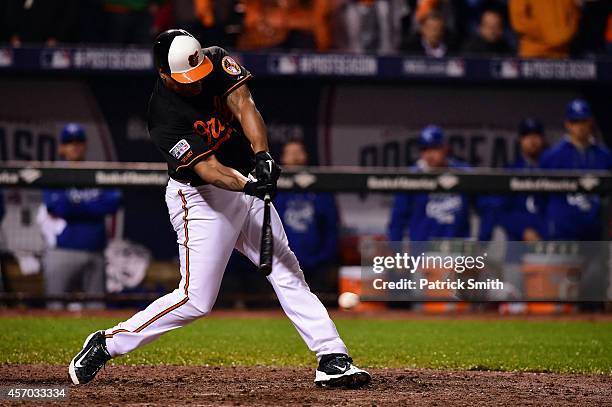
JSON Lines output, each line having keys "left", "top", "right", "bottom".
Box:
{"left": 243, "top": 179, "right": 276, "bottom": 200}
{"left": 255, "top": 151, "right": 281, "bottom": 186}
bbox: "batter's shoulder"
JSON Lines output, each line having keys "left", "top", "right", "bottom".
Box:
{"left": 205, "top": 46, "right": 246, "bottom": 76}
{"left": 203, "top": 46, "right": 230, "bottom": 64}
{"left": 202, "top": 46, "right": 251, "bottom": 97}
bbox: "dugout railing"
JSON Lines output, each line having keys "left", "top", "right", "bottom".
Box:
{"left": 0, "top": 161, "right": 611, "bottom": 194}
{"left": 0, "top": 161, "right": 611, "bottom": 306}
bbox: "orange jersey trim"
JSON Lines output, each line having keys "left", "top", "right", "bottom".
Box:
{"left": 134, "top": 296, "right": 189, "bottom": 333}
{"left": 105, "top": 191, "right": 191, "bottom": 339}
{"left": 222, "top": 73, "right": 253, "bottom": 98}
{"left": 175, "top": 130, "right": 232, "bottom": 171}
{"left": 178, "top": 190, "right": 190, "bottom": 296}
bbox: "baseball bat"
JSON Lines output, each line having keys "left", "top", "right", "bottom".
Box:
{"left": 258, "top": 193, "right": 273, "bottom": 276}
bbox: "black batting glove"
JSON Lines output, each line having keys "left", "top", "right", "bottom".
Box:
{"left": 255, "top": 151, "right": 281, "bottom": 186}
{"left": 243, "top": 180, "right": 277, "bottom": 200}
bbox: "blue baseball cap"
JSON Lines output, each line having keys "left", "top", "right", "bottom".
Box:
{"left": 518, "top": 118, "right": 544, "bottom": 137}
{"left": 60, "top": 123, "right": 86, "bottom": 144}
{"left": 565, "top": 99, "right": 592, "bottom": 121}
{"left": 418, "top": 125, "right": 445, "bottom": 148}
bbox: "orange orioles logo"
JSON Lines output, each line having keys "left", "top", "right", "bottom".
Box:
{"left": 193, "top": 117, "right": 233, "bottom": 145}
{"left": 188, "top": 50, "right": 199, "bottom": 67}
{"left": 221, "top": 56, "right": 241, "bottom": 75}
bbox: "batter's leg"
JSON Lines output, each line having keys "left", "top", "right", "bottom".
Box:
{"left": 235, "top": 195, "right": 348, "bottom": 359}
{"left": 103, "top": 183, "right": 247, "bottom": 357}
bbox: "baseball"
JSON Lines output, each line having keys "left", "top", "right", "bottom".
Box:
{"left": 338, "top": 292, "right": 360, "bottom": 309}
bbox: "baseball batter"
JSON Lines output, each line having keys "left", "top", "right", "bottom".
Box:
{"left": 68, "top": 29, "right": 370, "bottom": 389}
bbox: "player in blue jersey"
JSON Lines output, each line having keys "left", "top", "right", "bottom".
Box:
{"left": 540, "top": 99, "right": 612, "bottom": 240}
{"left": 499, "top": 118, "right": 547, "bottom": 241}
{"left": 388, "top": 125, "right": 497, "bottom": 242}
{"left": 274, "top": 139, "right": 339, "bottom": 293}
{"left": 38, "top": 123, "right": 121, "bottom": 310}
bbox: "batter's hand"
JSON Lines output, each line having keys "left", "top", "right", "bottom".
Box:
{"left": 255, "top": 151, "right": 281, "bottom": 186}
{"left": 243, "top": 179, "right": 276, "bottom": 200}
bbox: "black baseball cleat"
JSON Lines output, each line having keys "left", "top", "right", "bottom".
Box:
{"left": 314, "top": 353, "right": 371, "bottom": 389}
{"left": 68, "top": 331, "right": 112, "bottom": 385}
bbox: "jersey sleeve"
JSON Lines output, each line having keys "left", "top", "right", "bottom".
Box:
{"left": 209, "top": 47, "right": 252, "bottom": 98}
{"left": 149, "top": 121, "right": 214, "bottom": 173}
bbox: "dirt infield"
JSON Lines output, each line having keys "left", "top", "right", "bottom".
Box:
{"left": 1, "top": 365, "right": 610, "bottom": 406}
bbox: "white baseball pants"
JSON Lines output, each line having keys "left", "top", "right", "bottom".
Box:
{"left": 105, "top": 178, "right": 347, "bottom": 359}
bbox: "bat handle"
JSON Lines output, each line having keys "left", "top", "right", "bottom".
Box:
{"left": 259, "top": 192, "right": 273, "bottom": 276}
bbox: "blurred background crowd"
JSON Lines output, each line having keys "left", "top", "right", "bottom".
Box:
{"left": 1, "top": 0, "right": 612, "bottom": 58}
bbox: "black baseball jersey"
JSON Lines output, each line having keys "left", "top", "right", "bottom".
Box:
{"left": 148, "top": 46, "right": 255, "bottom": 186}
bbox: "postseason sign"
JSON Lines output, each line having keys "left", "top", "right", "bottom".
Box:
{"left": 3, "top": 47, "right": 609, "bottom": 82}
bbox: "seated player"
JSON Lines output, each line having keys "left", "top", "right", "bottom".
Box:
{"left": 38, "top": 124, "right": 121, "bottom": 310}
{"left": 499, "top": 118, "right": 547, "bottom": 241}
{"left": 274, "top": 139, "right": 339, "bottom": 293}
{"left": 540, "top": 99, "right": 612, "bottom": 240}
{"left": 388, "top": 125, "right": 496, "bottom": 242}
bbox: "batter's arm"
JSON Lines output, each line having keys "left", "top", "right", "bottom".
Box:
{"left": 193, "top": 155, "right": 248, "bottom": 191}
{"left": 225, "top": 83, "right": 269, "bottom": 153}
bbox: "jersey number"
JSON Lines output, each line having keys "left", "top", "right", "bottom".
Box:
{"left": 194, "top": 118, "right": 226, "bottom": 145}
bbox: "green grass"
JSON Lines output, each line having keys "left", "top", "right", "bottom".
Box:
{"left": 1, "top": 317, "right": 611, "bottom": 374}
